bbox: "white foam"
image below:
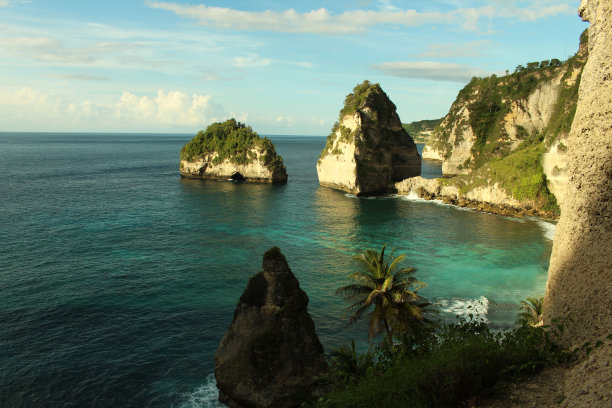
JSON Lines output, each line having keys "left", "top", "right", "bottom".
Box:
{"left": 179, "top": 374, "right": 224, "bottom": 408}
{"left": 437, "top": 296, "right": 490, "bottom": 322}
{"left": 532, "top": 218, "right": 557, "bottom": 241}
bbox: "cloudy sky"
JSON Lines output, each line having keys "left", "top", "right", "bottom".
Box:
{"left": 0, "top": 0, "right": 586, "bottom": 135}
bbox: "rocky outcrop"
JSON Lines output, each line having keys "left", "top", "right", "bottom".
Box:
{"left": 179, "top": 119, "right": 287, "bottom": 183}
{"left": 543, "top": 1, "right": 612, "bottom": 406}
{"left": 317, "top": 81, "right": 421, "bottom": 196}
{"left": 419, "top": 35, "right": 588, "bottom": 214}
{"left": 424, "top": 40, "right": 587, "bottom": 177}
{"left": 541, "top": 138, "right": 570, "bottom": 207}
{"left": 544, "top": 0, "right": 612, "bottom": 347}
{"left": 214, "top": 247, "right": 326, "bottom": 408}
{"left": 395, "top": 177, "right": 553, "bottom": 218}
{"left": 421, "top": 144, "right": 445, "bottom": 161}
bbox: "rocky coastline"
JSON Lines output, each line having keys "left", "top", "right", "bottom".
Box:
{"left": 396, "top": 177, "right": 557, "bottom": 219}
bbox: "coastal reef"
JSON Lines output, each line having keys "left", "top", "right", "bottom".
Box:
{"left": 179, "top": 119, "right": 287, "bottom": 183}
{"left": 214, "top": 247, "right": 326, "bottom": 408}
{"left": 543, "top": 0, "right": 612, "bottom": 405}
{"left": 317, "top": 80, "right": 421, "bottom": 196}
{"left": 422, "top": 32, "right": 588, "bottom": 212}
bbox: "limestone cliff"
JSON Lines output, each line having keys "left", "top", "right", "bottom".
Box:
{"left": 214, "top": 247, "right": 326, "bottom": 408}
{"left": 422, "top": 34, "right": 588, "bottom": 211}
{"left": 317, "top": 81, "right": 421, "bottom": 196}
{"left": 402, "top": 118, "right": 443, "bottom": 143}
{"left": 544, "top": 0, "right": 612, "bottom": 348}
{"left": 395, "top": 177, "right": 550, "bottom": 218}
{"left": 542, "top": 1, "right": 612, "bottom": 406}
{"left": 179, "top": 119, "right": 287, "bottom": 183}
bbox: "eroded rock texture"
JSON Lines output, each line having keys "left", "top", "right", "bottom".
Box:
{"left": 544, "top": 1, "right": 612, "bottom": 406}
{"left": 317, "top": 81, "right": 421, "bottom": 196}
{"left": 214, "top": 248, "right": 326, "bottom": 408}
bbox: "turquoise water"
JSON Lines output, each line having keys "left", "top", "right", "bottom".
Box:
{"left": 0, "top": 133, "right": 554, "bottom": 407}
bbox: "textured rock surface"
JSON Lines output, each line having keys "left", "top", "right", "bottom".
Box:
{"left": 395, "top": 177, "right": 552, "bottom": 218}
{"left": 543, "top": 1, "right": 612, "bottom": 406}
{"left": 541, "top": 139, "right": 570, "bottom": 206}
{"left": 179, "top": 119, "right": 287, "bottom": 183}
{"left": 424, "top": 51, "right": 585, "bottom": 177}
{"left": 317, "top": 81, "right": 420, "bottom": 195}
{"left": 180, "top": 154, "right": 286, "bottom": 183}
{"left": 544, "top": 0, "right": 612, "bottom": 347}
{"left": 214, "top": 247, "right": 326, "bottom": 408}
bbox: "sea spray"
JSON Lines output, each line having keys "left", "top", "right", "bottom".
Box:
{"left": 179, "top": 375, "right": 223, "bottom": 408}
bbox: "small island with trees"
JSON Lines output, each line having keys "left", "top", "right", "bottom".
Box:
{"left": 179, "top": 119, "right": 288, "bottom": 183}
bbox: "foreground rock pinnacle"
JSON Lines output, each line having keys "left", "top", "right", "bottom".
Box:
{"left": 214, "top": 247, "right": 326, "bottom": 408}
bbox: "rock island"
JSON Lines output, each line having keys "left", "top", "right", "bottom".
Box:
{"left": 317, "top": 81, "right": 421, "bottom": 196}
{"left": 180, "top": 119, "right": 288, "bottom": 183}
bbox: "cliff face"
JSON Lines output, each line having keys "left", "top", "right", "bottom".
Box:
{"left": 423, "top": 37, "right": 587, "bottom": 210}
{"left": 544, "top": 0, "right": 612, "bottom": 346}
{"left": 179, "top": 119, "right": 287, "bottom": 183}
{"left": 214, "top": 247, "right": 326, "bottom": 408}
{"left": 317, "top": 81, "right": 421, "bottom": 196}
{"left": 542, "top": 2, "right": 612, "bottom": 406}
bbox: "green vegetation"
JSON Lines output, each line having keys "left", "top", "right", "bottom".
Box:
{"left": 313, "top": 318, "right": 571, "bottom": 408}
{"left": 310, "top": 248, "right": 576, "bottom": 407}
{"left": 338, "top": 80, "right": 384, "bottom": 120}
{"left": 180, "top": 119, "right": 285, "bottom": 173}
{"left": 517, "top": 295, "right": 544, "bottom": 327}
{"left": 425, "top": 32, "right": 588, "bottom": 211}
{"left": 402, "top": 118, "right": 443, "bottom": 143}
{"left": 444, "top": 143, "right": 560, "bottom": 214}
{"left": 335, "top": 245, "right": 428, "bottom": 341}
{"left": 320, "top": 80, "right": 394, "bottom": 159}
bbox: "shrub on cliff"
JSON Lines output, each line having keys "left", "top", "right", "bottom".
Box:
{"left": 312, "top": 318, "right": 568, "bottom": 408}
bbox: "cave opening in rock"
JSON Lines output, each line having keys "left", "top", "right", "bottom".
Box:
{"left": 230, "top": 172, "right": 246, "bottom": 181}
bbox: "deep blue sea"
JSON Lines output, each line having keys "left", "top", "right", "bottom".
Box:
{"left": 0, "top": 133, "right": 555, "bottom": 407}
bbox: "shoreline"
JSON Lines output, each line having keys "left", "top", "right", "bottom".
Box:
{"left": 395, "top": 177, "right": 559, "bottom": 221}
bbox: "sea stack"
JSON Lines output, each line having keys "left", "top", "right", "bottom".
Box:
{"left": 214, "top": 247, "right": 326, "bottom": 408}
{"left": 179, "top": 119, "right": 287, "bottom": 183}
{"left": 317, "top": 80, "right": 421, "bottom": 196}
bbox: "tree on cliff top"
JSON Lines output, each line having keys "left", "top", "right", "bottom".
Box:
{"left": 336, "top": 244, "right": 428, "bottom": 341}
{"left": 180, "top": 119, "right": 285, "bottom": 173}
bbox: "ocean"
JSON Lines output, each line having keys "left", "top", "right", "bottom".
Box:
{"left": 0, "top": 133, "right": 555, "bottom": 407}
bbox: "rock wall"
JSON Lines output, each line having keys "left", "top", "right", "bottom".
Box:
{"left": 317, "top": 81, "right": 421, "bottom": 196}
{"left": 421, "top": 144, "right": 444, "bottom": 161}
{"left": 214, "top": 247, "right": 326, "bottom": 408}
{"left": 544, "top": 1, "right": 612, "bottom": 405}
{"left": 544, "top": 0, "right": 612, "bottom": 346}
{"left": 180, "top": 148, "right": 287, "bottom": 183}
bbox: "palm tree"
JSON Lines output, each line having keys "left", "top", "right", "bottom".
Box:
{"left": 517, "top": 295, "right": 544, "bottom": 327}
{"left": 336, "top": 244, "right": 427, "bottom": 341}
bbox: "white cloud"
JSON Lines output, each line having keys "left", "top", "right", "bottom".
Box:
{"left": 147, "top": 1, "right": 573, "bottom": 34}
{"left": 233, "top": 53, "right": 271, "bottom": 68}
{"left": 50, "top": 73, "right": 110, "bottom": 81}
{"left": 372, "top": 61, "right": 490, "bottom": 83}
{"left": 274, "top": 115, "right": 295, "bottom": 126}
{"left": 0, "top": 87, "right": 227, "bottom": 131}
{"left": 0, "top": 1, "right": 9, "bottom": 6}
{"left": 147, "top": 2, "right": 451, "bottom": 34}
{"left": 417, "top": 40, "right": 493, "bottom": 58}
{"left": 0, "top": 37, "right": 96, "bottom": 63}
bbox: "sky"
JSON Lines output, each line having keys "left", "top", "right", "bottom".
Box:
{"left": 0, "top": 0, "right": 587, "bottom": 135}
